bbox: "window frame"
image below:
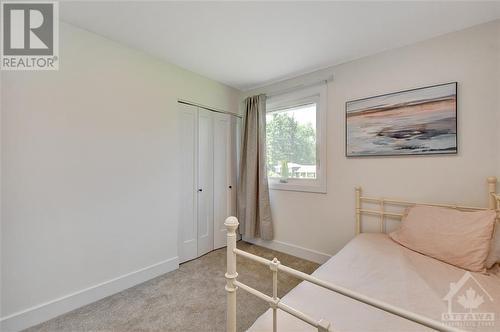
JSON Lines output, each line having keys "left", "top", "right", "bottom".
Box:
{"left": 265, "top": 84, "right": 327, "bottom": 194}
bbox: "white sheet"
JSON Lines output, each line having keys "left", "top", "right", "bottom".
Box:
{"left": 247, "top": 233, "right": 500, "bottom": 332}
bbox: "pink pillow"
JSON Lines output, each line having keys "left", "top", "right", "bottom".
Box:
{"left": 389, "top": 205, "right": 496, "bottom": 272}
{"left": 485, "top": 222, "right": 500, "bottom": 268}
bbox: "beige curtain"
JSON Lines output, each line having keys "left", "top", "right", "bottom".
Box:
{"left": 238, "top": 95, "right": 274, "bottom": 240}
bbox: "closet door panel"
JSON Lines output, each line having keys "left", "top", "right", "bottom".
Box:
{"left": 213, "top": 113, "right": 232, "bottom": 249}
{"left": 197, "top": 108, "right": 214, "bottom": 256}
{"left": 178, "top": 104, "right": 198, "bottom": 263}
{"left": 231, "top": 117, "right": 241, "bottom": 218}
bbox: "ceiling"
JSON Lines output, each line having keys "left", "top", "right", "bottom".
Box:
{"left": 60, "top": 1, "right": 500, "bottom": 91}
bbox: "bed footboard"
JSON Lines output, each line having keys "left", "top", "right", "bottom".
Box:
{"left": 224, "top": 216, "right": 465, "bottom": 332}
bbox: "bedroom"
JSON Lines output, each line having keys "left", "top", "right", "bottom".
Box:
{"left": 1, "top": 1, "right": 500, "bottom": 331}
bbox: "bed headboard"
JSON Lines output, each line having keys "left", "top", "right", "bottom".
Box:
{"left": 355, "top": 176, "right": 499, "bottom": 234}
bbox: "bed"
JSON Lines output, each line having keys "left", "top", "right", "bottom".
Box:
{"left": 224, "top": 177, "right": 500, "bottom": 332}
{"left": 247, "top": 233, "right": 500, "bottom": 332}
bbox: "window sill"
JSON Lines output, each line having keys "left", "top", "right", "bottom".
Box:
{"left": 269, "top": 181, "right": 326, "bottom": 194}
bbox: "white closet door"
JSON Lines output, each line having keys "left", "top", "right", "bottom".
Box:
{"left": 197, "top": 108, "right": 214, "bottom": 256}
{"left": 178, "top": 104, "right": 198, "bottom": 263}
{"left": 213, "top": 112, "right": 233, "bottom": 249}
{"left": 232, "top": 117, "right": 241, "bottom": 218}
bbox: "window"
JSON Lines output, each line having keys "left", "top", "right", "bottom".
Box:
{"left": 266, "top": 84, "right": 327, "bottom": 193}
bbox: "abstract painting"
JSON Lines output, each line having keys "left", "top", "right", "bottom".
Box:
{"left": 346, "top": 82, "right": 457, "bottom": 156}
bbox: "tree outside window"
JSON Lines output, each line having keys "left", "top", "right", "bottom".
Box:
{"left": 266, "top": 103, "right": 317, "bottom": 181}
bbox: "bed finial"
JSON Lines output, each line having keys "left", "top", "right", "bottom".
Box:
{"left": 318, "top": 318, "right": 331, "bottom": 332}
{"left": 225, "top": 216, "right": 239, "bottom": 332}
{"left": 488, "top": 177, "right": 497, "bottom": 209}
{"left": 355, "top": 186, "right": 362, "bottom": 235}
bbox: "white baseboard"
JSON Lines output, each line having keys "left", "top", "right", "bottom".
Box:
{"left": 242, "top": 236, "right": 331, "bottom": 264}
{"left": 0, "top": 257, "right": 179, "bottom": 332}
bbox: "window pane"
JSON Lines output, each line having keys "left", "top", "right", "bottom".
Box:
{"left": 266, "top": 103, "right": 317, "bottom": 180}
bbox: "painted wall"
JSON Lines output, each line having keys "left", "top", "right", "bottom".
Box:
{"left": 498, "top": 22, "right": 500, "bottom": 177}
{"left": 1, "top": 22, "right": 239, "bottom": 330}
{"left": 244, "top": 20, "right": 500, "bottom": 261}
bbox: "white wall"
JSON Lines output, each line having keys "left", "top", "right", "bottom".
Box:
{"left": 0, "top": 22, "right": 239, "bottom": 330}
{"left": 497, "top": 22, "right": 500, "bottom": 176}
{"left": 244, "top": 20, "right": 500, "bottom": 261}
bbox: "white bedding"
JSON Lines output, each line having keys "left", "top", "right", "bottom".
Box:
{"left": 247, "top": 233, "right": 500, "bottom": 332}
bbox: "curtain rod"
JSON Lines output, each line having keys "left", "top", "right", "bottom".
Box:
{"left": 178, "top": 99, "right": 242, "bottom": 118}
{"left": 265, "top": 77, "right": 332, "bottom": 98}
{"left": 265, "top": 80, "right": 329, "bottom": 98}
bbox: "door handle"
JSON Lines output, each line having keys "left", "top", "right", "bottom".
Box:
{"left": 198, "top": 189, "right": 203, "bottom": 192}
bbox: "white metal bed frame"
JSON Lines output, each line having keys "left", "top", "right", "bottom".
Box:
{"left": 224, "top": 176, "right": 499, "bottom": 332}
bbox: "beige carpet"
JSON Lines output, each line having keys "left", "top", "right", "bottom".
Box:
{"left": 25, "top": 241, "right": 320, "bottom": 332}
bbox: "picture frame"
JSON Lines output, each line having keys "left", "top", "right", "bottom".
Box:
{"left": 345, "top": 82, "right": 458, "bottom": 157}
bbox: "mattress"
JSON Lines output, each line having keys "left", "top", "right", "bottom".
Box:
{"left": 247, "top": 233, "right": 500, "bottom": 332}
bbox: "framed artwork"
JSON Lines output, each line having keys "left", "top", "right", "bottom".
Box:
{"left": 346, "top": 82, "right": 457, "bottom": 157}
